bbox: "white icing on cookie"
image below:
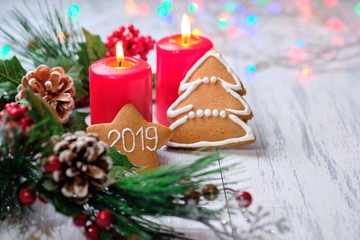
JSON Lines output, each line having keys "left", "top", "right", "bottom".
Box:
{"left": 167, "top": 114, "right": 255, "bottom": 148}
{"left": 213, "top": 109, "right": 219, "bottom": 117}
{"left": 220, "top": 111, "right": 226, "bottom": 118}
{"left": 167, "top": 104, "right": 193, "bottom": 118}
{"left": 166, "top": 49, "right": 255, "bottom": 148}
{"left": 188, "top": 111, "right": 195, "bottom": 118}
{"left": 204, "top": 109, "right": 211, "bottom": 117}
{"left": 170, "top": 115, "right": 188, "bottom": 130}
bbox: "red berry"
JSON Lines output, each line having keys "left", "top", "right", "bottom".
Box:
{"left": 236, "top": 191, "right": 252, "bottom": 208}
{"left": 19, "top": 189, "right": 36, "bottom": 205}
{"left": 44, "top": 155, "right": 62, "bottom": 173}
{"left": 85, "top": 224, "right": 100, "bottom": 240}
{"left": 20, "top": 105, "right": 29, "bottom": 113}
{"left": 73, "top": 213, "right": 88, "bottom": 227}
{"left": 95, "top": 209, "right": 113, "bottom": 228}
{"left": 183, "top": 188, "right": 201, "bottom": 204}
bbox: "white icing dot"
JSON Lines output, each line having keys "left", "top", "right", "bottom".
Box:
{"left": 203, "top": 77, "right": 209, "bottom": 83}
{"left": 213, "top": 109, "right": 219, "bottom": 117}
{"left": 197, "top": 109, "right": 204, "bottom": 118}
{"left": 210, "top": 76, "right": 217, "bottom": 83}
{"left": 220, "top": 111, "right": 227, "bottom": 118}
{"left": 204, "top": 109, "right": 211, "bottom": 117}
{"left": 189, "top": 111, "right": 195, "bottom": 119}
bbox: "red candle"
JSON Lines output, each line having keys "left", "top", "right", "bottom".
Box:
{"left": 90, "top": 43, "right": 152, "bottom": 125}
{"left": 156, "top": 15, "right": 213, "bottom": 126}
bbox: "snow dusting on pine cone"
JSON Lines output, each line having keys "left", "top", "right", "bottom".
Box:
{"left": 51, "top": 131, "right": 112, "bottom": 203}
{"left": 15, "top": 65, "right": 76, "bottom": 123}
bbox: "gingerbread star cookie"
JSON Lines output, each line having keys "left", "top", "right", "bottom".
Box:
{"left": 87, "top": 104, "right": 172, "bottom": 170}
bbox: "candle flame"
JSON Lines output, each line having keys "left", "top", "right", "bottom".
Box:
{"left": 116, "top": 41, "right": 124, "bottom": 66}
{"left": 181, "top": 14, "right": 191, "bottom": 44}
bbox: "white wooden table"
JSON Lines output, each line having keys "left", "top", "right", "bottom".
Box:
{"left": 1, "top": 1, "right": 359, "bottom": 239}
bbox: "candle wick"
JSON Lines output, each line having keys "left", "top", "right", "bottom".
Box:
{"left": 119, "top": 59, "right": 122, "bottom": 67}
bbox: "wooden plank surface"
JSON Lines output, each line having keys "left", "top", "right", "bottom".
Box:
{"left": 1, "top": 1, "right": 360, "bottom": 239}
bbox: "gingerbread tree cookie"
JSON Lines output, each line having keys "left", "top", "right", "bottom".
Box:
{"left": 87, "top": 104, "right": 172, "bottom": 170}
{"left": 167, "top": 49, "right": 255, "bottom": 149}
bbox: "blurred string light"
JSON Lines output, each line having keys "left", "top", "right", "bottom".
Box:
{"left": 157, "top": 6, "right": 168, "bottom": 17}
{"left": 299, "top": 65, "right": 312, "bottom": 83}
{"left": 246, "top": 65, "right": 256, "bottom": 72}
{"left": 218, "top": 12, "right": 231, "bottom": 28}
{"left": 225, "top": 2, "right": 235, "bottom": 13}
{"left": 137, "top": 3, "right": 149, "bottom": 16}
{"left": 258, "top": 0, "right": 269, "bottom": 6}
{"left": 267, "top": 1, "right": 282, "bottom": 14}
{"left": 192, "top": 29, "right": 200, "bottom": 36}
{"left": 325, "top": 18, "right": 344, "bottom": 32}
{"left": 68, "top": 4, "right": 80, "bottom": 18}
{"left": 289, "top": 46, "right": 305, "bottom": 62}
{"left": 126, "top": 0, "right": 137, "bottom": 13}
{"left": 296, "top": 40, "right": 304, "bottom": 48}
{"left": 192, "top": 0, "right": 204, "bottom": 12}
{"left": 245, "top": 65, "right": 256, "bottom": 79}
{"left": 325, "top": 0, "right": 338, "bottom": 8}
{"left": 0, "top": 45, "right": 10, "bottom": 58}
{"left": 189, "top": 3, "right": 199, "bottom": 13}
{"left": 234, "top": 4, "right": 244, "bottom": 14}
{"left": 297, "top": 0, "right": 312, "bottom": 16}
{"left": 245, "top": 14, "right": 259, "bottom": 26}
{"left": 301, "top": 5, "right": 312, "bottom": 16}
{"left": 356, "top": 2, "right": 360, "bottom": 15}
{"left": 158, "top": 12, "right": 174, "bottom": 24}
{"left": 226, "top": 26, "right": 241, "bottom": 39}
{"left": 162, "top": 0, "right": 172, "bottom": 11}
{"left": 332, "top": 36, "right": 345, "bottom": 45}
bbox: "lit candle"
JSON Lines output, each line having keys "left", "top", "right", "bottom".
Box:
{"left": 90, "top": 42, "right": 152, "bottom": 124}
{"left": 156, "top": 14, "right": 213, "bottom": 126}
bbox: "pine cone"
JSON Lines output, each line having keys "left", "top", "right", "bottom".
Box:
{"left": 15, "top": 65, "right": 76, "bottom": 123}
{"left": 50, "top": 131, "right": 113, "bottom": 202}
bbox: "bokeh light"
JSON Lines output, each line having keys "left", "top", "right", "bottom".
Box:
{"left": 234, "top": 4, "right": 244, "bottom": 14}
{"left": 325, "top": 0, "right": 337, "bottom": 8}
{"left": 126, "top": 0, "right": 137, "bottom": 13}
{"left": 0, "top": 45, "right": 10, "bottom": 58}
{"left": 192, "top": 29, "right": 200, "bottom": 36}
{"left": 218, "top": 19, "right": 227, "bottom": 28}
{"left": 245, "top": 14, "right": 259, "bottom": 26}
{"left": 301, "top": 5, "right": 312, "bottom": 16}
{"left": 189, "top": 3, "right": 199, "bottom": 13}
{"left": 68, "top": 4, "right": 80, "bottom": 18}
{"left": 137, "top": 3, "right": 149, "bottom": 16}
{"left": 325, "top": 18, "right": 345, "bottom": 32}
{"left": 356, "top": 2, "right": 360, "bottom": 15}
{"left": 268, "top": 1, "right": 281, "bottom": 14}
{"left": 332, "top": 36, "right": 345, "bottom": 45}
{"left": 258, "top": 0, "right": 269, "bottom": 6}
{"left": 162, "top": 0, "right": 172, "bottom": 11}
{"left": 226, "top": 26, "right": 241, "bottom": 39}
{"left": 289, "top": 46, "right": 305, "bottom": 62}
{"left": 296, "top": 40, "right": 304, "bottom": 48}
{"left": 246, "top": 65, "right": 256, "bottom": 72}
{"left": 299, "top": 65, "right": 312, "bottom": 83}
{"left": 157, "top": 7, "right": 168, "bottom": 17}
{"left": 225, "top": 2, "right": 235, "bottom": 13}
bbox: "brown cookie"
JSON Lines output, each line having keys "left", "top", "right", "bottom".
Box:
{"left": 87, "top": 104, "right": 172, "bottom": 170}
{"left": 167, "top": 49, "right": 255, "bottom": 149}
